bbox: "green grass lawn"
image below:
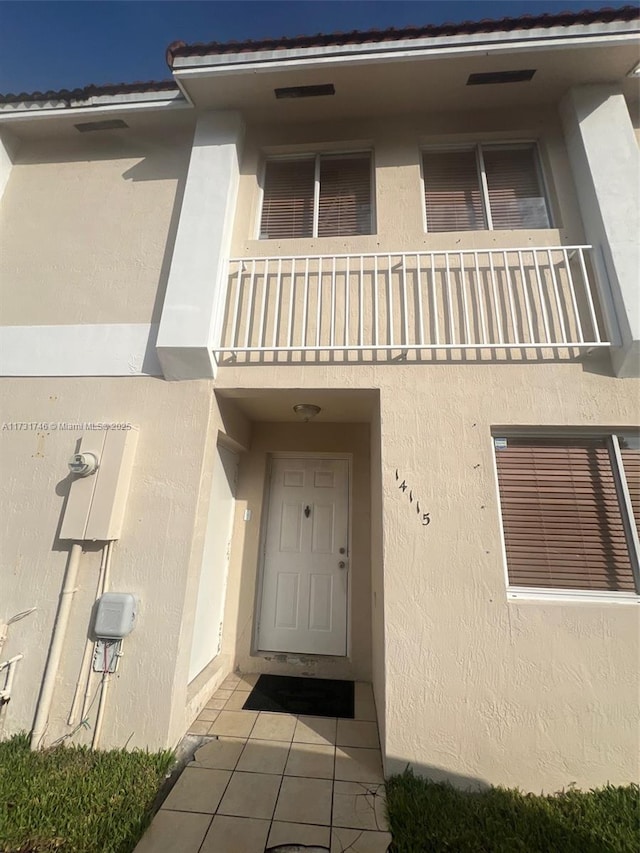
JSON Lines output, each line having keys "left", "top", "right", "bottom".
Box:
{"left": 386, "top": 769, "right": 640, "bottom": 853}
{"left": 0, "top": 733, "right": 173, "bottom": 853}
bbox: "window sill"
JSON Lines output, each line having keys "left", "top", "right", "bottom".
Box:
{"left": 507, "top": 586, "right": 640, "bottom": 605}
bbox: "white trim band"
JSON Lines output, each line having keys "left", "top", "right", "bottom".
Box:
{"left": 0, "top": 324, "right": 161, "bottom": 376}
{"left": 507, "top": 586, "right": 639, "bottom": 604}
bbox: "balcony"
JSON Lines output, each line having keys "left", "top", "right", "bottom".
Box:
{"left": 216, "top": 246, "right": 609, "bottom": 364}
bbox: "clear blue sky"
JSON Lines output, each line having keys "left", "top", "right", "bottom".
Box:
{"left": 0, "top": 1, "right": 635, "bottom": 95}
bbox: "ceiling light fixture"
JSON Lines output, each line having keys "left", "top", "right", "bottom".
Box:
{"left": 293, "top": 403, "right": 321, "bottom": 422}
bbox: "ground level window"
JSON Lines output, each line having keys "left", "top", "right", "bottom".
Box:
{"left": 422, "top": 143, "right": 551, "bottom": 232}
{"left": 259, "top": 152, "right": 373, "bottom": 240}
{"left": 493, "top": 434, "right": 639, "bottom": 596}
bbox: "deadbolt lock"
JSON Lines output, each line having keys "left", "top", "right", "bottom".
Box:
{"left": 339, "top": 547, "right": 346, "bottom": 554}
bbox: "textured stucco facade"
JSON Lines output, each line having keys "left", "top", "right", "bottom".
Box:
{"left": 213, "top": 360, "right": 640, "bottom": 792}
{"left": 1, "top": 14, "right": 639, "bottom": 795}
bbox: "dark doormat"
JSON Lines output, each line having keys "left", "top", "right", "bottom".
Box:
{"left": 242, "top": 674, "right": 355, "bottom": 718}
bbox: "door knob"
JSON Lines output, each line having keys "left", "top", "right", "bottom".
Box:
{"left": 338, "top": 561, "right": 346, "bottom": 569}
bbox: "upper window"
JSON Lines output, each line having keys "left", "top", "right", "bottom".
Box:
{"left": 259, "top": 152, "right": 373, "bottom": 240}
{"left": 422, "top": 143, "right": 551, "bottom": 232}
{"left": 494, "top": 434, "right": 639, "bottom": 598}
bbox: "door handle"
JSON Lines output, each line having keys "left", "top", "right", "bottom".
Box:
{"left": 338, "top": 561, "right": 347, "bottom": 569}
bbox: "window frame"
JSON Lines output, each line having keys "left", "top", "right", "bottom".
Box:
{"left": 490, "top": 429, "right": 640, "bottom": 604}
{"left": 256, "top": 150, "right": 375, "bottom": 240}
{"left": 421, "top": 141, "right": 553, "bottom": 234}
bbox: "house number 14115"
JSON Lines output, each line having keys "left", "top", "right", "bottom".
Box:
{"left": 396, "top": 470, "right": 431, "bottom": 527}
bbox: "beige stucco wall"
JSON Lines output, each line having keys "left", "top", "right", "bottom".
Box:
{"left": 0, "top": 124, "right": 193, "bottom": 326}
{"left": 231, "top": 105, "right": 586, "bottom": 258}
{"left": 627, "top": 96, "right": 640, "bottom": 148}
{"left": 220, "top": 421, "right": 372, "bottom": 682}
{"left": 215, "top": 358, "right": 640, "bottom": 792}
{"left": 0, "top": 376, "right": 248, "bottom": 750}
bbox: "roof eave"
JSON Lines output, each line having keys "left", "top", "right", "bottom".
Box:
{"left": 0, "top": 89, "right": 187, "bottom": 118}
{"left": 170, "top": 19, "right": 640, "bottom": 72}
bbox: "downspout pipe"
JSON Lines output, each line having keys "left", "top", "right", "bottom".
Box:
{"left": 30, "top": 542, "right": 83, "bottom": 749}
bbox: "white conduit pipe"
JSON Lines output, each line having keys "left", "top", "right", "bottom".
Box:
{"left": 68, "top": 542, "right": 111, "bottom": 726}
{"left": 81, "top": 540, "right": 114, "bottom": 723}
{"left": 0, "top": 654, "right": 24, "bottom": 703}
{"left": 30, "top": 542, "right": 83, "bottom": 750}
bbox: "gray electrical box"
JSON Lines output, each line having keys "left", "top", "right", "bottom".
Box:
{"left": 94, "top": 593, "right": 137, "bottom": 639}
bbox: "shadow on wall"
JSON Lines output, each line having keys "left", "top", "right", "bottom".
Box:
{"left": 389, "top": 759, "right": 489, "bottom": 791}
{"left": 122, "top": 143, "right": 190, "bottom": 327}
{"left": 383, "top": 760, "right": 629, "bottom": 853}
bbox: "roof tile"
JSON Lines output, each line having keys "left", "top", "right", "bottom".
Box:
{"left": 166, "top": 6, "right": 640, "bottom": 64}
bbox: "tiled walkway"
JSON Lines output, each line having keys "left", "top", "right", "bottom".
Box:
{"left": 135, "top": 673, "right": 391, "bottom": 853}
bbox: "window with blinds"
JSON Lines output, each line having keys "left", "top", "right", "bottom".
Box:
{"left": 423, "top": 143, "right": 550, "bottom": 233}
{"left": 259, "top": 152, "right": 373, "bottom": 239}
{"left": 494, "top": 436, "right": 639, "bottom": 594}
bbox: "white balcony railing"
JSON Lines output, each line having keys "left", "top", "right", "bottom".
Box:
{"left": 217, "top": 246, "right": 609, "bottom": 362}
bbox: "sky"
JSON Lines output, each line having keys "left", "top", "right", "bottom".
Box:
{"left": 0, "top": 0, "right": 636, "bottom": 95}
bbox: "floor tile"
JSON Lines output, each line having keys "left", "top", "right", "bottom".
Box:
{"left": 209, "top": 710, "right": 258, "bottom": 738}
{"left": 206, "top": 692, "right": 234, "bottom": 710}
{"left": 331, "top": 827, "right": 392, "bottom": 852}
{"left": 200, "top": 815, "right": 270, "bottom": 853}
{"left": 221, "top": 674, "right": 241, "bottom": 689}
{"left": 335, "top": 747, "right": 384, "bottom": 783}
{"left": 274, "top": 775, "right": 333, "bottom": 826}
{"left": 268, "top": 821, "right": 331, "bottom": 848}
{"left": 284, "top": 742, "right": 335, "bottom": 779}
{"left": 188, "top": 720, "right": 212, "bottom": 736}
{"left": 218, "top": 771, "right": 281, "bottom": 819}
{"left": 293, "top": 715, "right": 338, "bottom": 745}
{"left": 192, "top": 737, "right": 246, "bottom": 771}
{"left": 198, "top": 708, "right": 220, "bottom": 723}
{"left": 236, "top": 739, "right": 290, "bottom": 774}
{"left": 354, "top": 683, "right": 377, "bottom": 722}
{"left": 250, "top": 711, "right": 297, "bottom": 741}
{"left": 223, "top": 691, "right": 251, "bottom": 711}
{"left": 133, "top": 810, "right": 211, "bottom": 853}
{"left": 161, "top": 767, "right": 231, "bottom": 814}
{"left": 332, "top": 780, "right": 388, "bottom": 831}
{"left": 237, "top": 673, "right": 260, "bottom": 689}
{"left": 337, "top": 720, "right": 380, "bottom": 749}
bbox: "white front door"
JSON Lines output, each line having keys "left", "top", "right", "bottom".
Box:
{"left": 258, "top": 456, "right": 349, "bottom": 656}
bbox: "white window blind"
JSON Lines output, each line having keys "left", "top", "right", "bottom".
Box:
{"left": 423, "top": 150, "right": 486, "bottom": 232}
{"left": 318, "top": 154, "right": 372, "bottom": 237}
{"left": 260, "top": 153, "right": 372, "bottom": 239}
{"left": 259, "top": 158, "right": 315, "bottom": 240}
{"left": 483, "top": 147, "right": 550, "bottom": 230}
{"left": 423, "top": 143, "right": 550, "bottom": 233}
{"left": 494, "top": 436, "right": 639, "bottom": 594}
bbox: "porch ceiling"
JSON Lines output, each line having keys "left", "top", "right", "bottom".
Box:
{"left": 216, "top": 388, "right": 378, "bottom": 423}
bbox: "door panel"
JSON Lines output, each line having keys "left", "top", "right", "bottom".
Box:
{"left": 258, "top": 457, "right": 349, "bottom": 656}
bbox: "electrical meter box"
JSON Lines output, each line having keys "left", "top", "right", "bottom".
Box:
{"left": 94, "top": 593, "right": 137, "bottom": 639}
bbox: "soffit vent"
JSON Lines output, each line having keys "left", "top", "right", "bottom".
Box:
{"left": 467, "top": 70, "right": 536, "bottom": 85}
{"left": 74, "top": 119, "right": 129, "bottom": 132}
{"left": 275, "top": 84, "right": 335, "bottom": 99}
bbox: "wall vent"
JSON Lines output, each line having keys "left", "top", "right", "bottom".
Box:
{"left": 467, "top": 70, "right": 536, "bottom": 85}
{"left": 275, "top": 84, "right": 335, "bottom": 99}
{"left": 74, "top": 119, "right": 129, "bottom": 132}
